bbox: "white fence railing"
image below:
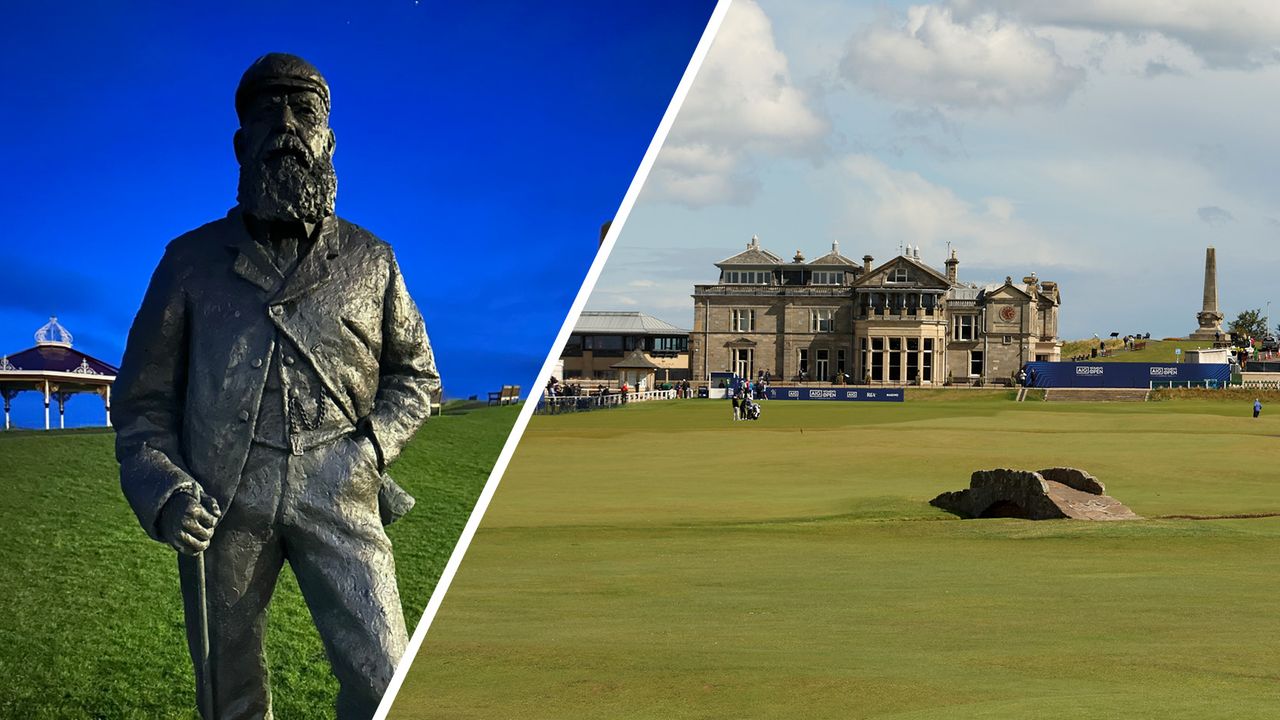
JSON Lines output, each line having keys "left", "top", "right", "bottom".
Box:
{"left": 537, "top": 389, "right": 677, "bottom": 414}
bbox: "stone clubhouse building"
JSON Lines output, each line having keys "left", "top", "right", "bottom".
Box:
{"left": 690, "top": 236, "right": 1062, "bottom": 386}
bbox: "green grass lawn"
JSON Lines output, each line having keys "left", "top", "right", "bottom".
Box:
{"left": 0, "top": 405, "right": 517, "bottom": 719}
{"left": 390, "top": 396, "right": 1280, "bottom": 719}
{"left": 1063, "top": 338, "right": 1214, "bottom": 364}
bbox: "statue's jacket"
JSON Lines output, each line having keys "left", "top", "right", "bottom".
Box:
{"left": 113, "top": 208, "right": 439, "bottom": 539}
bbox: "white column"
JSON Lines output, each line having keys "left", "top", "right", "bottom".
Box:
{"left": 58, "top": 394, "right": 65, "bottom": 430}
{"left": 105, "top": 385, "right": 112, "bottom": 427}
{"left": 43, "top": 381, "right": 50, "bottom": 430}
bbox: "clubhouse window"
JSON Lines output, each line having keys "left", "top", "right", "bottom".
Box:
{"left": 731, "top": 309, "right": 756, "bottom": 333}
{"left": 815, "top": 348, "right": 830, "bottom": 381}
{"left": 583, "top": 335, "right": 623, "bottom": 351}
{"left": 650, "top": 336, "right": 688, "bottom": 352}
{"left": 953, "top": 315, "right": 976, "bottom": 341}
{"left": 811, "top": 270, "right": 843, "bottom": 285}
{"left": 922, "top": 338, "right": 933, "bottom": 382}
{"left": 906, "top": 338, "right": 919, "bottom": 383}
{"left": 970, "top": 350, "right": 983, "bottom": 377}
{"left": 724, "top": 270, "right": 770, "bottom": 285}
{"left": 810, "top": 308, "right": 835, "bottom": 333}
{"left": 870, "top": 338, "right": 884, "bottom": 381}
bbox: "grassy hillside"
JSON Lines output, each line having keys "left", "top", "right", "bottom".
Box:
{"left": 0, "top": 405, "right": 518, "bottom": 719}
{"left": 391, "top": 397, "right": 1280, "bottom": 719}
{"left": 1063, "top": 338, "right": 1214, "bottom": 364}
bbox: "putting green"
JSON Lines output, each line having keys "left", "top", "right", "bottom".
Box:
{"left": 390, "top": 396, "right": 1280, "bottom": 719}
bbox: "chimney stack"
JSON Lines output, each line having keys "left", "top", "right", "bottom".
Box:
{"left": 945, "top": 249, "right": 959, "bottom": 285}
{"left": 863, "top": 254, "right": 874, "bottom": 273}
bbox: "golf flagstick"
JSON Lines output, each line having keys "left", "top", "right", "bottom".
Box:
{"left": 197, "top": 551, "right": 214, "bottom": 720}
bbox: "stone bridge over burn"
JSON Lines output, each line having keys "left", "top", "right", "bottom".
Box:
{"left": 931, "top": 467, "right": 1140, "bottom": 521}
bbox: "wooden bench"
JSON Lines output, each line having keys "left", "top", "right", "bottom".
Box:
{"left": 489, "top": 385, "right": 522, "bottom": 405}
{"left": 502, "top": 385, "right": 521, "bottom": 404}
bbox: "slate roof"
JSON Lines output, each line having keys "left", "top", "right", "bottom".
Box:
{"left": 1, "top": 344, "right": 119, "bottom": 377}
{"left": 978, "top": 279, "right": 1032, "bottom": 301}
{"left": 716, "top": 235, "right": 784, "bottom": 266}
{"left": 574, "top": 311, "right": 688, "bottom": 336}
{"left": 717, "top": 247, "right": 784, "bottom": 265}
{"left": 809, "top": 252, "right": 860, "bottom": 267}
{"left": 808, "top": 241, "right": 860, "bottom": 267}
{"left": 610, "top": 348, "right": 661, "bottom": 369}
{"left": 856, "top": 254, "right": 951, "bottom": 288}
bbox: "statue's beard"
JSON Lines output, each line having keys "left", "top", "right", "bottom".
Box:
{"left": 237, "top": 143, "right": 337, "bottom": 223}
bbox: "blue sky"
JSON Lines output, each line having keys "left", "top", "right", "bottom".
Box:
{"left": 0, "top": 1, "right": 716, "bottom": 428}
{"left": 590, "top": 0, "right": 1280, "bottom": 341}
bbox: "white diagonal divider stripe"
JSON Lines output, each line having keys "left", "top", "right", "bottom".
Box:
{"left": 372, "top": 2, "right": 735, "bottom": 717}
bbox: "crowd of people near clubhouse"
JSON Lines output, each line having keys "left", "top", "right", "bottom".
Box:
{"left": 1066, "top": 333, "right": 1152, "bottom": 362}
{"left": 543, "top": 377, "right": 698, "bottom": 403}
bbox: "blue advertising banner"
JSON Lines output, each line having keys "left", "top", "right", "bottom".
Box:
{"left": 1025, "top": 362, "right": 1230, "bottom": 388}
{"left": 766, "top": 387, "right": 905, "bottom": 402}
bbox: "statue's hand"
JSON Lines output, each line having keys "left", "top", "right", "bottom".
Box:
{"left": 157, "top": 491, "right": 222, "bottom": 555}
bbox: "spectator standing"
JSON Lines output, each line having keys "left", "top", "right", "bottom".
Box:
{"left": 1254, "top": 398, "right": 1262, "bottom": 419}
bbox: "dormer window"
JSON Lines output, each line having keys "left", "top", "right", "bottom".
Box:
{"left": 724, "top": 270, "right": 770, "bottom": 285}
{"left": 889, "top": 267, "right": 910, "bottom": 283}
{"left": 811, "top": 271, "right": 843, "bottom": 285}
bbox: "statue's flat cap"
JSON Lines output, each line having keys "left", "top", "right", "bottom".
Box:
{"left": 236, "top": 53, "right": 330, "bottom": 120}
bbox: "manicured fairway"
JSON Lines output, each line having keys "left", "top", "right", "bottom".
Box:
{"left": 0, "top": 405, "right": 516, "bottom": 719}
{"left": 391, "top": 394, "right": 1280, "bottom": 719}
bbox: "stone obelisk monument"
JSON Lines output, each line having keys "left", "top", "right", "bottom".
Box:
{"left": 1189, "top": 247, "right": 1225, "bottom": 341}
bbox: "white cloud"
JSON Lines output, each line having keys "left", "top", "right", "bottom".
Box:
{"left": 646, "top": 143, "right": 759, "bottom": 206}
{"left": 841, "top": 5, "right": 1085, "bottom": 110}
{"left": 841, "top": 154, "right": 1059, "bottom": 266}
{"left": 647, "top": 0, "right": 827, "bottom": 207}
{"left": 949, "top": 0, "right": 1280, "bottom": 69}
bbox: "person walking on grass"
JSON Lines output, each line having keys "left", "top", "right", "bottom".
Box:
{"left": 1254, "top": 398, "right": 1262, "bottom": 418}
